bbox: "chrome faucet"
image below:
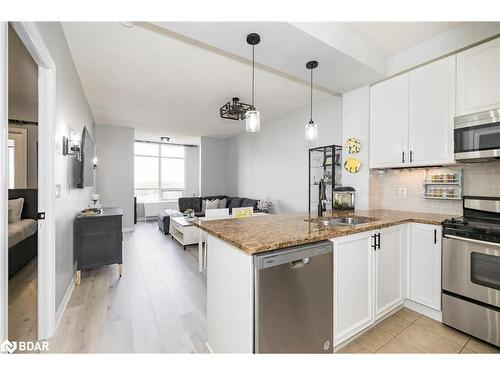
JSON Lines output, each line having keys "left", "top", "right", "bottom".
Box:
{"left": 318, "top": 179, "right": 327, "bottom": 217}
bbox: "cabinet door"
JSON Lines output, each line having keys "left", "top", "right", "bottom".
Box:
{"left": 410, "top": 223, "right": 442, "bottom": 311}
{"left": 370, "top": 74, "right": 409, "bottom": 168}
{"left": 333, "top": 232, "right": 374, "bottom": 345}
{"left": 408, "top": 56, "right": 456, "bottom": 166}
{"left": 375, "top": 225, "right": 404, "bottom": 319}
{"left": 457, "top": 38, "right": 500, "bottom": 116}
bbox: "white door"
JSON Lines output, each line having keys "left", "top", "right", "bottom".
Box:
{"left": 410, "top": 223, "right": 442, "bottom": 311}
{"left": 370, "top": 74, "right": 409, "bottom": 168}
{"left": 8, "top": 127, "right": 28, "bottom": 188}
{"left": 457, "top": 38, "right": 500, "bottom": 116}
{"left": 332, "top": 232, "right": 374, "bottom": 345}
{"left": 375, "top": 225, "right": 404, "bottom": 319}
{"left": 408, "top": 56, "right": 456, "bottom": 166}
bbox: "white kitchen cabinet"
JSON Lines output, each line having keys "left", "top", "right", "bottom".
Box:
{"left": 408, "top": 56, "right": 456, "bottom": 166}
{"left": 374, "top": 225, "right": 404, "bottom": 319}
{"left": 332, "top": 231, "right": 374, "bottom": 345}
{"left": 370, "top": 74, "right": 409, "bottom": 168}
{"left": 410, "top": 223, "right": 442, "bottom": 311}
{"left": 457, "top": 38, "right": 500, "bottom": 116}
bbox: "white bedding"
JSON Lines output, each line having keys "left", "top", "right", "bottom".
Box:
{"left": 8, "top": 219, "right": 37, "bottom": 248}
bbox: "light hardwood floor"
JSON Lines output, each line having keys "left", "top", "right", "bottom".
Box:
{"left": 8, "top": 257, "right": 38, "bottom": 343}
{"left": 48, "top": 222, "right": 208, "bottom": 353}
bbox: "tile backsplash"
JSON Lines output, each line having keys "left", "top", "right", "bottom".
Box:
{"left": 369, "top": 161, "right": 500, "bottom": 216}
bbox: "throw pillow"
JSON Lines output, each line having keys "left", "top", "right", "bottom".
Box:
{"left": 218, "top": 198, "right": 227, "bottom": 209}
{"left": 206, "top": 199, "right": 219, "bottom": 210}
{"left": 8, "top": 198, "right": 24, "bottom": 223}
{"left": 202, "top": 199, "right": 207, "bottom": 212}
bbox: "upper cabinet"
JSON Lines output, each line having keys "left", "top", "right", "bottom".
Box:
{"left": 457, "top": 38, "right": 500, "bottom": 116}
{"left": 370, "top": 74, "right": 409, "bottom": 168}
{"left": 370, "top": 57, "right": 456, "bottom": 168}
{"left": 408, "top": 56, "right": 456, "bottom": 166}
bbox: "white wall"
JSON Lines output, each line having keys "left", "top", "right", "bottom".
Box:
{"left": 227, "top": 96, "right": 342, "bottom": 213}
{"left": 95, "top": 124, "right": 134, "bottom": 229}
{"left": 200, "top": 137, "right": 227, "bottom": 196}
{"left": 185, "top": 145, "right": 200, "bottom": 197}
{"left": 33, "top": 22, "right": 96, "bottom": 310}
{"left": 341, "top": 86, "right": 370, "bottom": 210}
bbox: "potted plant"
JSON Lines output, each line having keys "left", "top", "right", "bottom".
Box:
{"left": 185, "top": 208, "right": 195, "bottom": 219}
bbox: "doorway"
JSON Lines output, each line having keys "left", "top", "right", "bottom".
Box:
{"left": 0, "top": 22, "right": 56, "bottom": 345}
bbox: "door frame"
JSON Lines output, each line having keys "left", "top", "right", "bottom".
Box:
{"left": 0, "top": 22, "right": 56, "bottom": 342}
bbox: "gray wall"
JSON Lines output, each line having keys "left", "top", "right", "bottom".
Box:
{"left": 226, "top": 96, "right": 343, "bottom": 213}
{"left": 95, "top": 124, "right": 135, "bottom": 229}
{"left": 33, "top": 22, "right": 96, "bottom": 310}
{"left": 200, "top": 137, "right": 228, "bottom": 196}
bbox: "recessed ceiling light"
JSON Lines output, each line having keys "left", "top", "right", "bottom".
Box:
{"left": 119, "top": 22, "right": 135, "bottom": 28}
{"left": 160, "top": 136, "right": 170, "bottom": 142}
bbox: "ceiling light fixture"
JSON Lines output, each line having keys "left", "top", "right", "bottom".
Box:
{"left": 119, "top": 22, "right": 135, "bottom": 28}
{"left": 305, "top": 60, "right": 319, "bottom": 142}
{"left": 160, "top": 136, "right": 170, "bottom": 142}
{"left": 245, "top": 33, "right": 261, "bottom": 133}
{"left": 220, "top": 97, "right": 252, "bottom": 121}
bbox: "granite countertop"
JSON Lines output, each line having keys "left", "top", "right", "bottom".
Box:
{"left": 193, "top": 209, "right": 453, "bottom": 255}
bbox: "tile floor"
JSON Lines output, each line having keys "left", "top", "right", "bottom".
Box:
{"left": 337, "top": 307, "right": 500, "bottom": 354}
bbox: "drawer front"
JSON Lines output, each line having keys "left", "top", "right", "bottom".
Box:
{"left": 76, "top": 216, "right": 121, "bottom": 235}
{"left": 78, "top": 233, "right": 122, "bottom": 268}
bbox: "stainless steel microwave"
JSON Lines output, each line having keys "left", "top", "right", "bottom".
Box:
{"left": 455, "top": 108, "right": 500, "bottom": 162}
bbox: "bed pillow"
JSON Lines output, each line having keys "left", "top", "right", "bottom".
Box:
{"left": 8, "top": 198, "right": 24, "bottom": 223}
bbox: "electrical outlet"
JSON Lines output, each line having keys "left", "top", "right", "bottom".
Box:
{"left": 399, "top": 187, "right": 407, "bottom": 198}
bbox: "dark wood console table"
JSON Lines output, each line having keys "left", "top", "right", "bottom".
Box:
{"left": 74, "top": 207, "right": 123, "bottom": 285}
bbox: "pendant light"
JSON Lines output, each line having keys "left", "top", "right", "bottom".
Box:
{"left": 305, "top": 60, "right": 319, "bottom": 141}
{"left": 246, "top": 33, "right": 261, "bottom": 132}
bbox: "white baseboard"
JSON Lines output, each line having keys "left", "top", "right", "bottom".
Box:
{"left": 404, "top": 299, "right": 442, "bottom": 322}
{"left": 55, "top": 273, "right": 76, "bottom": 330}
{"left": 122, "top": 226, "right": 135, "bottom": 233}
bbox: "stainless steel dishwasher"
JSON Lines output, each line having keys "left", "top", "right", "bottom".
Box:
{"left": 254, "top": 241, "right": 333, "bottom": 353}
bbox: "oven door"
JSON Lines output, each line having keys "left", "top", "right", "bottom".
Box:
{"left": 442, "top": 235, "right": 500, "bottom": 308}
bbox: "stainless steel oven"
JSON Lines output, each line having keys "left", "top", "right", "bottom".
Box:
{"left": 442, "top": 197, "right": 500, "bottom": 347}
{"left": 455, "top": 108, "right": 500, "bottom": 162}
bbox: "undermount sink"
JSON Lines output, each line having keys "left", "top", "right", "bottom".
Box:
{"left": 314, "top": 216, "right": 373, "bottom": 228}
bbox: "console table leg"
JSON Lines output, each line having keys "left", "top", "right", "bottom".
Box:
{"left": 118, "top": 263, "right": 123, "bottom": 277}
{"left": 76, "top": 270, "right": 81, "bottom": 286}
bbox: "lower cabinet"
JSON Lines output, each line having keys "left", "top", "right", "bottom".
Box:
{"left": 332, "top": 225, "right": 404, "bottom": 345}
{"left": 375, "top": 226, "right": 404, "bottom": 319}
{"left": 333, "top": 231, "right": 374, "bottom": 345}
{"left": 410, "top": 223, "right": 442, "bottom": 311}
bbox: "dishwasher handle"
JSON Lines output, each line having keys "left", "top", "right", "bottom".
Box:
{"left": 289, "top": 257, "right": 310, "bottom": 269}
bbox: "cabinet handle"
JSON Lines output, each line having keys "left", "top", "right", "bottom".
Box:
{"left": 377, "top": 233, "right": 381, "bottom": 250}
{"left": 402, "top": 151, "right": 405, "bottom": 163}
{"left": 434, "top": 229, "right": 437, "bottom": 244}
{"left": 372, "top": 234, "right": 377, "bottom": 250}
{"left": 410, "top": 150, "right": 414, "bottom": 163}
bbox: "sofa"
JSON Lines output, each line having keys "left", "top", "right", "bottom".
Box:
{"left": 8, "top": 189, "right": 38, "bottom": 278}
{"left": 157, "top": 195, "right": 261, "bottom": 235}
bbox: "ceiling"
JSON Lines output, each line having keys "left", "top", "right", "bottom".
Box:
{"left": 347, "top": 22, "right": 465, "bottom": 54}
{"left": 8, "top": 24, "right": 37, "bottom": 106}
{"left": 62, "top": 21, "right": 475, "bottom": 140}
{"left": 62, "top": 22, "right": 332, "bottom": 140}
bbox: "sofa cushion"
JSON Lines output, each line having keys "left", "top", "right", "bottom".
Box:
{"left": 241, "top": 198, "right": 259, "bottom": 210}
{"left": 178, "top": 197, "right": 202, "bottom": 213}
{"left": 228, "top": 197, "right": 244, "bottom": 210}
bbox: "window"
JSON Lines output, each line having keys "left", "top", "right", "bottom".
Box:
{"left": 134, "top": 142, "right": 185, "bottom": 202}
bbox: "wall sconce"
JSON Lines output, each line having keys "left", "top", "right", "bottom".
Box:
{"left": 62, "top": 130, "right": 81, "bottom": 161}
{"left": 92, "top": 157, "right": 98, "bottom": 169}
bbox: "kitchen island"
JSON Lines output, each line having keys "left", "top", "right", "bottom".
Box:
{"left": 194, "top": 209, "right": 451, "bottom": 353}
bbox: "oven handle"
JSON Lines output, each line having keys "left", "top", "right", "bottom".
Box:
{"left": 443, "top": 234, "right": 500, "bottom": 247}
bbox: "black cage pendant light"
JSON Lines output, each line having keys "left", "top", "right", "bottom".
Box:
{"left": 246, "top": 33, "right": 261, "bottom": 132}
{"left": 305, "top": 60, "right": 319, "bottom": 141}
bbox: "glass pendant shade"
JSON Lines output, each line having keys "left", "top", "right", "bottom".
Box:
{"left": 246, "top": 110, "right": 260, "bottom": 132}
{"left": 305, "top": 121, "right": 318, "bottom": 141}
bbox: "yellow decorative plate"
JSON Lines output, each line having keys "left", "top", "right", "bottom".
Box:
{"left": 345, "top": 137, "right": 361, "bottom": 154}
{"left": 344, "top": 157, "right": 361, "bottom": 173}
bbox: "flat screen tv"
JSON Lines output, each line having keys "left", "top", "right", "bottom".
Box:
{"left": 74, "top": 126, "right": 95, "bottom": 189}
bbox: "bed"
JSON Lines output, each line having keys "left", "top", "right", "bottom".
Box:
{"left": 8, "top": 189, "right": 38, "bottom": 278}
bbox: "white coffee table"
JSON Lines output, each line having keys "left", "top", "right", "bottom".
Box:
{"left": 170, "top": 216, "right": 199, "bottom": 250}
